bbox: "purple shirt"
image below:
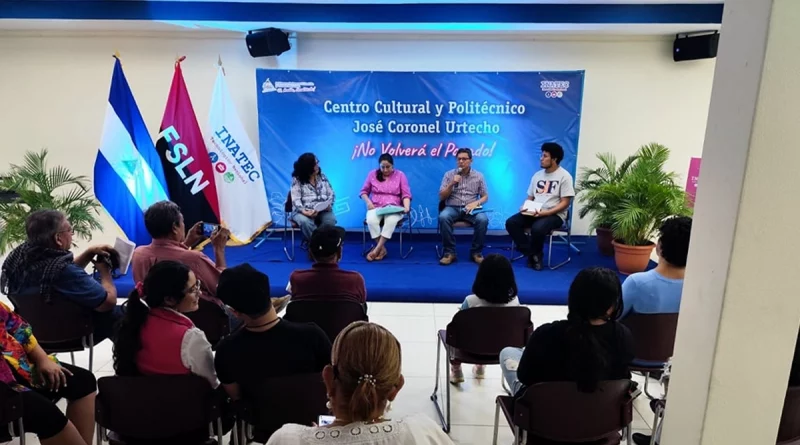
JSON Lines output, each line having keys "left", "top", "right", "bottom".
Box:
{"left": 359, "top": 169, "right": 412, "bottom": 208}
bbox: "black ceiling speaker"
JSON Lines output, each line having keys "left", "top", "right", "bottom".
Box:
{"left": 246, "top": 28, "right": 291, "bottom": 58}
{"left": 674, "top": 32, "right": 720, "bottom": 62}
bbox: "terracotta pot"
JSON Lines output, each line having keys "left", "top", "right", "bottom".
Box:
{"left": 612, "top": 241, "right": 655, "bottom": 275}
{"left": 595, "top": 227, "right": 615, "bottom": 256}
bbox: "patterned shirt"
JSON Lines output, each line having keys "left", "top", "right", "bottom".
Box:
{"left": 359, "top": 169, "right": 412, "bottom": 208}
{"left": 291, "top": 173, "right": 336, "bottom": 213}
{"left": 439, "top": 168, "right": 487, "bottom": 207}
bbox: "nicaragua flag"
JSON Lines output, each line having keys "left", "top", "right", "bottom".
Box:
{"left": 94, "top": 57, "right": 170, "bottom": 246}
{"left": 206, "top": 65, "right": 272, "bottom": 245}
{"left": 156, "top": 57, "right": 220, "bottom": 229}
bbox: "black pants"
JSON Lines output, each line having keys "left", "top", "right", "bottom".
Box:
{"left": 505, "top": 213, "right": 564, "bottom": 257}
{"left": 12, "top": 363, "right": 97, "bottom": 440}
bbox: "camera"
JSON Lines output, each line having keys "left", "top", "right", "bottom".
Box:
{"left": 95, "top": 249, "right": 121, "bottom": 271}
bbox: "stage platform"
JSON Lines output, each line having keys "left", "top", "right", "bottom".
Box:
{"left": 113, "top": 233, "right": 640, "bottom": 305}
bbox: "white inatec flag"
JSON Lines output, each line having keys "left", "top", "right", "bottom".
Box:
{"left": 205, "top": 65, "right": 272, "bottom": 244}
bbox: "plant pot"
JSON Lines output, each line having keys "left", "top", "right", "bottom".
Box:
{"left": 612, "top": 241, "right": 655, "bottom": 275}
{"left": 595, "top": 227, "right": 615, "bottom": 256}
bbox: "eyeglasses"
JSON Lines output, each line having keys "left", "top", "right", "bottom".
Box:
{"left": 456, "top": 157, "right": 470, "bottom": 162}
{"left": 185, "top": 280, "right": 202, "bottom": 295}
{"left": 58, "top": 228, "right": 74, "bottom": 235}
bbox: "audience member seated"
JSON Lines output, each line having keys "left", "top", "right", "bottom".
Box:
{"left": 500, "top": 267, "right": 634, "bottom": 396}
{"left": 214, "top": 263, "right": 331, "bottom": 404}
{"left": 132, "top": 201, "right": 290, "bottom": 330}
{"left": 267, "top": 321, "right": 454, "bottom": 444}
{"left": 287, "top": 226, "right": 367, "bottom": 308}
{"left": 620, "top": 216, "right": 692, "bottom": 319}
{"left": 0, "top": 300, "right": 96, "bottom": 445}
{"left": 113, "top": 260, "right": 231, "bottom": 444}
{"left": 114, "top": 260, "right": 216, "bottom": 386}
{"left": 1, "top": 209, "right": 120, "bottom": 344}
{"left": 451, "top": 254, "right": 521, "bottom": 384}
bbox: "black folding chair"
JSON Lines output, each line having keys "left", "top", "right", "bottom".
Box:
{"left": 96, "top": 375, "right": 225, "bottom": 445}
{"left": 431, "top": 306, "right": 533, "bottom": 432}
{"left": 493, "top": 380, "right": 637, "bottom": 444}
{"left": 0, "top": 382, "right": 24, "bottom": 444}
{"left": 185, "top": 298, "right": 230, "bottom": 350}
{"left": 284, "top": 300, "right": 368, "bottom": 342}
{"left": 237, "top": 373, "right": 328, "bottom": 443}
{"left": 620, "top": 313, "right": 679, "bottom": 399}
{"left": 9, "top": 294, "right": 95, "bottom": 371}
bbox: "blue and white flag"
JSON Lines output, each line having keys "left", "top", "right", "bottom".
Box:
{"left": 94, "top": 57, "right": 170, "bottom": 246}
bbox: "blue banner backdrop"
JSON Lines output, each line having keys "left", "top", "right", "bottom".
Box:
{"left": 256, "top": 70, "right": 584, "bottom": 230}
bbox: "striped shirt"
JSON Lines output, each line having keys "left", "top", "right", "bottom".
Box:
{"left": 291, "top": 173, "right": 336, "bottom": 213}
{"left": 440, "top": 168, "right": 487, "bottom": 207}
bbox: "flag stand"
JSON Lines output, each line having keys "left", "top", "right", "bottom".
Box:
{"left": 252, "top": 228, "right": 280, "bottom": 249}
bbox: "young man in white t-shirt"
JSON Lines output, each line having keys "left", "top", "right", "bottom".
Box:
{"left": 505, "top": 142, "right": 575, "bottom": 270}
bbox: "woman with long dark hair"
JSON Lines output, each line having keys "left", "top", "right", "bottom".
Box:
{"left": 450, "top": 254, "right": 520, "bottom": 384}
{"left": 113, "top": 261, "right": 223, "bottom": 444}
{"left": 359, "top": 154, "right": 412, "bottom": 261}
{"left": 499, "top": 266, "right": 633, "bottom": 395}
{"left": 290, "top": 153, "right": 337, "bottom": 241}
{"left": 113, "top": 261, "right": 216, "bottom": 386}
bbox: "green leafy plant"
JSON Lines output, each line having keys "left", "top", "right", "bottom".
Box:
{"left": 576, "top": 151, "right": 639, "bottom": 231}
{"left": 608, "top": 143, "right": 692, "bottom": 246}
{"left": 0, "top": 149, "right": 103, "bottom": 254}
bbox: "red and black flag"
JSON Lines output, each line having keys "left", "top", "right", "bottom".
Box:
{"left": 156, "top": 57, "right": 220, "bottom": 227}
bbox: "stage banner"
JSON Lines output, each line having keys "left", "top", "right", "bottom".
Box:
{"left": 156, "top": 58, "right": 220, "bottom": 229}
{"left": 256, "top": 70, "right": 584, "bottom": 230}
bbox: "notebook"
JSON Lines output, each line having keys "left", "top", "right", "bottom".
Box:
{"left": 376, "top": 205, "right": 405, "bottom": 216}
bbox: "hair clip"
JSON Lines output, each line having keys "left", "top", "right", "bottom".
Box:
{"left": 357, "top": 374, "right": 376, "bottom": 386}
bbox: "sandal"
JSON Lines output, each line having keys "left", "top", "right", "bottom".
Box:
{"left": 375, "top": 246, "right": 388, "bottom": 261}
{"left": 366, "top": 247, "right": 379, "bottom": 262}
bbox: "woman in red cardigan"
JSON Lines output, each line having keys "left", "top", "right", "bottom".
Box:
{"left": 113, "top": 260, "right": 224, "bottom": 444}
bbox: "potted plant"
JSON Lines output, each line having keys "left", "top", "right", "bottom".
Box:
{"left": 576, "top": 152, "right": 639, "bottom": 256}
{"left": 0, "top": 149, "right": 103, "bottom": 255}
{"left": 609, "top": 143, "right": 691, "bottom": 274}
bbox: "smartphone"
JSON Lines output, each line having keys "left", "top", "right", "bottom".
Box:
{"left": 318, "top": 415, "right": 335, "bottom": 426}
{"left": 202, "top": 223, "right": 218, "bottom": 238}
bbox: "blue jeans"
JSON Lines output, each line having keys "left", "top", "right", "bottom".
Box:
{"left": 292, "top": 210, "right": 337, "bottom": 240}
{"left": 500, "top": 346, "right": 525, "bottom": 395}
{"left": 438, "top": 206, "right": 489, "bottom": 256}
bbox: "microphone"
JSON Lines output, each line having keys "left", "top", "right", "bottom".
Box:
{"left": 454, "top": 167, "right": 462, "bottom": 190}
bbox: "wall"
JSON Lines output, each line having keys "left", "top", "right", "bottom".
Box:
{"left": 0, "top": 30, "right": 715, "bottom": 247}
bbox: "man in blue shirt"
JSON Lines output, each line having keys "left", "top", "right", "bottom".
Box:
{"left": 1, "top": 210, "right": 120, "bottom": 344}
{"left": 620, "top": 216, "right": 692, "bottom": 319}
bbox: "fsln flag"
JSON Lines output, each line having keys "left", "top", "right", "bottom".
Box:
{"left": 94, "top": 57, "right": 170, "bottom": 246}
{"left": 156, "top": 57, "right": 220, "bottom": 228}
{"left": 206, "top": 65, "right": 272, "bottom": 244}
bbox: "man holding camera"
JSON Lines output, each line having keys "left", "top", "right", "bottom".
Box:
{"left": 0, "top": 209, "right": 122, "bottom": 344}
{"left": 132, "top": 201, "right": 290, "bottom": 330}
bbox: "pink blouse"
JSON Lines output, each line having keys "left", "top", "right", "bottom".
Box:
{"left": 359, "top": 169, "right": 412, "bottom": 208}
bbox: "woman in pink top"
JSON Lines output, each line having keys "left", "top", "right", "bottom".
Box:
{"left": 359, "top": 154, "right": 412, "bottom": 261}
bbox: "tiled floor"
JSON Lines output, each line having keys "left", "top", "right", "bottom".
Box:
{"left": 3, "top": 302, "right": 661, "bottom": 445}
